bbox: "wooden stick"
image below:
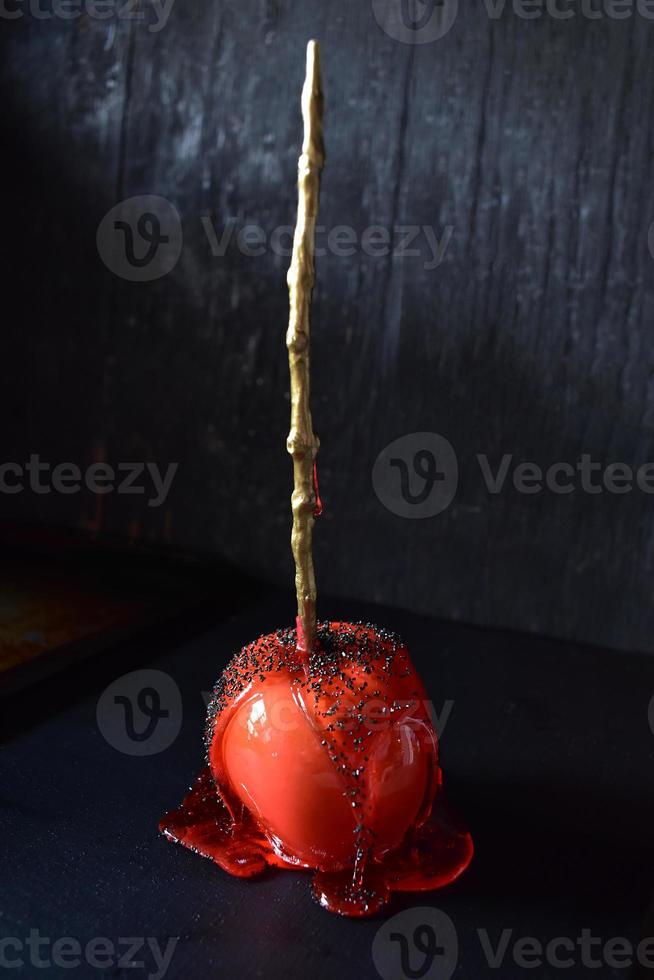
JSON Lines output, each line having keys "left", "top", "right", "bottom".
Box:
{"left": 286, "top": 40, "right": 324, "bottom": 662}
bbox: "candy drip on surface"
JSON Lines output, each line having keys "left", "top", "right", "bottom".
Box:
{"left": 160, "top": 622, "right": 473, "bottom": 917}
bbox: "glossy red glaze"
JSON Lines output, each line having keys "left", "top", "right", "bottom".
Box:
{"left": 160, "top": 622, "right": 473, "bottom": 916}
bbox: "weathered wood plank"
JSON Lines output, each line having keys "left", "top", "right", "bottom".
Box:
{"left": 2, "top": 1, "right": 654, "bottom": 654}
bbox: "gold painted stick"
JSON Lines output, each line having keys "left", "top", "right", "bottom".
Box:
{"left": 286, "top": 40, "right": 324, "bottom": 660}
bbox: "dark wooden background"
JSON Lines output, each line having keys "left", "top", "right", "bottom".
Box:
{"left": 2, "top": 0, "right": 654, "bottom": 655}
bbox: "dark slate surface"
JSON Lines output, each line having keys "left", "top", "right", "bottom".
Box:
{"left": 2, "top": 2, "right": 654, "bottom": 656}
{"left": 2, "top": 579, "right": 653, "bottom": 978}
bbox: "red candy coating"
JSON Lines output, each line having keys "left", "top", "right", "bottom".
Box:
{"left": 160, "top": 622, "right": 473, "bottom": 916}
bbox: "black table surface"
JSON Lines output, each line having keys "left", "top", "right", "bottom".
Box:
{"left": 2, "top": 575, "right": 654, "bottom": 979}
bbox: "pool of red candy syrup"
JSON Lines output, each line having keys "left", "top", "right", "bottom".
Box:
{"left": 160, "top": 621, "right": 473, "bottom": 916}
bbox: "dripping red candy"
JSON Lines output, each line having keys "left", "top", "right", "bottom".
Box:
{"left": 312, "top": 459, "right": 322, "bottom": 518}
{"left": 160, "top": 621, "right": 473, "bottom": 916}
